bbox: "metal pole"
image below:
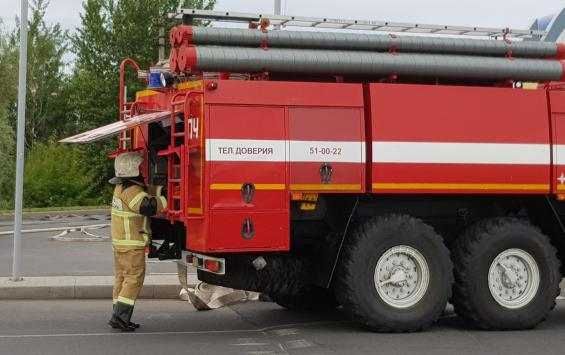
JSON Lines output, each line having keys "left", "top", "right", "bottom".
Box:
{"left": 158, "top": 26, "right": 166, "bottom": 62}
{"left": 274, "top": 0, "right": 282, "bottom": 30}
{"left": 11, "top": 0, "right": 28, "bottom": 281}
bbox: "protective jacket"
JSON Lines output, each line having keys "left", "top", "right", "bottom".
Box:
{"left": 111, "top": 182, "right": 167, "bottom": 250}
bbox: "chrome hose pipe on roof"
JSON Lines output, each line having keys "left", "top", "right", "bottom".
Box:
{"left": 191, "top": 27, "right": 565, "bottom": 59}
{"left": 186, "top": 45, "right": 565, "bottom": 81}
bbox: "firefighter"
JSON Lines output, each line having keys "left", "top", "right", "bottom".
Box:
{"left": 107, "top": 151, "right": 167, "bottom": 332}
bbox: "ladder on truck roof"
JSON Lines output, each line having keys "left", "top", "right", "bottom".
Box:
{"left": 171, "top": 9, "right": 547, "bottom": 39}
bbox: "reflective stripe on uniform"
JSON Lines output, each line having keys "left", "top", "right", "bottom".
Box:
{"left": 128, "top": 191, "right": 149, "bottom": 210}
{"left": 111, "top": 209, "right": 142, "bottom": 218}
{"left": 117, "top": 296, "right": 136, "bottom": 305}
{"left": 141, "top": 216, "right": 149, "bottom": 244}
{"left": 159, "top": 196, "right": 167, "bottom": 210}
{"left": 142, "top": 216, "right": 148, "bottom": 234}
{"left": 124, "top": 216, "right": 131, "bottom": 240}
{"left": 112, "top": 209, "right": 142, "bottom": 242}
{"left": 112, "top": 239, "right": 147, "bottom": 247}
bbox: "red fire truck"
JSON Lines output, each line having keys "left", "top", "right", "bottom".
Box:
{"left": 62, "top": 10, "right": 565, "bottom": 332}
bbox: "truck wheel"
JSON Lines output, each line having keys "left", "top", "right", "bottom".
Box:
{"left": 451, "top": 218, "right": 561, "bottom": 330}
{"left": 271, "top": 286, "right": 339, "bottom": 310}
{"left": 335, "top": 215, "right": 452, "bottom": 332}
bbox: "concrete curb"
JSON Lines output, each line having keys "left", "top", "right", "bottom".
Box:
{"left": 0, "top": 275, "right": 198, "bottom": 300}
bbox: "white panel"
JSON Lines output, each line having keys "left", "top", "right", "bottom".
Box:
{"left": 207, "top": 139, "right": 286, "bottom": 162}
{"left": 207, "top": 139, "right": 366, "bottom": 163}
{"left": 554, "top": 145, "right": 565, "bottom": 165}
{"left": 373, "top": 141, "right": 550, "bottom": 165}
{"left": 290, "top": 141, "right": 365, "bottom": 163}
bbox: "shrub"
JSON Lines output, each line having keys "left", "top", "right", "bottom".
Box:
{"left": 23, "top": 142, "right": 97, "bottom": 207}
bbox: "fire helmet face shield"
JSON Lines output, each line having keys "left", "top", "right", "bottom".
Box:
{"left": 114, "top": 152, "right": 144, "bottom": 178}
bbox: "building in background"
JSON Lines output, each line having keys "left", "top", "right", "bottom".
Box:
{"left": 531, "top": 8, "right": 565, "bottom": 42}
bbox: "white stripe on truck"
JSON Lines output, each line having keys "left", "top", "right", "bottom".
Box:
{"left": 206, "top": 139, "right": 560, "bottom": 165}
{"left": 373, "top": 141, "right": 550, "bottom": 165}
{"left": 207, "top": 139, "right": 365, "bottom": 163}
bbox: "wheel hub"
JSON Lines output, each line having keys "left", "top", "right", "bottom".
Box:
{"left": 488, "top": 248, "right": 539, "bottom": 309}
{"left": 499, "top": 264, "right": 518, "bottom": 288}
{"left": 387, "top": 268, "right": 408, "bottom": 287}
{"left": 374, "top": 245, "right": 429, "bottom": 309}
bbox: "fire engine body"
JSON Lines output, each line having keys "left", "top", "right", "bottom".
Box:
{"left": 62, "top": 10, "right": 565, "bottom": 332}
{"left": 138, "top": 80, "right": 565, "bottom": 249}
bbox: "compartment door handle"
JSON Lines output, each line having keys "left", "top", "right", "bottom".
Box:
{"left": 241, "top": 182, "right": 256, "bottom": 204}
{"left": 241, "top": 218, "right": 255, "bottom": 240}
{"left": 320, "top": 164, "right": 333, "bottom": 184}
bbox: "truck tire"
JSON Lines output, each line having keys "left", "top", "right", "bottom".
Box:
{"left": 335, "top": 215, "right": 453, "bottom": 332}
{"left": 271, "top": 286, "right": 339, "bottom": 310}
{"left": 451, "top": 218, "right": 561, "bottom": 330}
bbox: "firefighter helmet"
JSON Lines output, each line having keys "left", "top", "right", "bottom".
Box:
{"left": 115, "top": 152, "right": 144, "bottom": 178}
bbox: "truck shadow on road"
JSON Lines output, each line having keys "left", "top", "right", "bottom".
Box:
{"left": 238, "top": 300, "right": 565, "bottom": 334}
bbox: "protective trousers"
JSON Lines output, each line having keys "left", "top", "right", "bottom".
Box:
{"left": 113, "top": 249, "right": 146, "bottom": 305}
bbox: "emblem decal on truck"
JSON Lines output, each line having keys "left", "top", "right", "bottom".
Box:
{"left": 558, "top": 173, "right": 565, "bottom": 185}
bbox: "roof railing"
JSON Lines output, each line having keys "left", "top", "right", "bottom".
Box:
{"left": 171, "top": 9, "right": 546, "bottom": 39}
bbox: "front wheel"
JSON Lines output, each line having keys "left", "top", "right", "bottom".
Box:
{"left": 335, "top": 215, "right": 453, "bottom": 332}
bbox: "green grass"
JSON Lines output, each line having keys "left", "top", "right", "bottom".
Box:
{"left": 0, "top": 205, "right": 109, "bottom": 216}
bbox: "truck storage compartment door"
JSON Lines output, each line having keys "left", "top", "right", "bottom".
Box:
{"left": 551, "top": 91, "right": 565, "bottom": 195}
{"left": 288, "top": 107, "right": 365, "bottom": 192}
{"left": 370, "top": 83, "right": 551, "bottom": 194}
{"left": 206, "top": 105, "right": 288, "bottom": 251}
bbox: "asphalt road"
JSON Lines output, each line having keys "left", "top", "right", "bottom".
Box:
{"left": 2, "top": 299, "right": 565, "bottom": 355}
{"left": 0, "top": 213, "right": 184, "bottom": 277}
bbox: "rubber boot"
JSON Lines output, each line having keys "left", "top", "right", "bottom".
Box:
{"left": 108, "top": 317, "right": 140, "bottom": 329}
{"left": 113, "top": 302, "right": 136, "bottom": 332}
{"left": 108, "top": 303, "right": 118, "bottom": 328}
{"left": 158, "top": 242, "right": 181, "bottom": 260}
{"left": 126, "top": 305, "right": 140, "bottom": 329}
{"left": 108, "top": 304, "right": 140, "bottom": 329}
{"left": 147, "top": 242, "right": 159, "bottom": 259}
{"left": 156, "top": 242, "right": 170, "bottom": 260}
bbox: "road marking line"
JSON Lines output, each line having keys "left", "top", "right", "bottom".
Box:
{"left": 0, "top": 321, "right": 350, "bottom": 339}
{"left": 0, "top": 224, "right": 110, "bottom": 236}
{"left": 277, "top": 343, "right": 290, "bottom": 355}
{"left": 268, "top": 328, "right": 299, "bottom": 336}
{"left": 285, "top": 339, "right": 314, "bottom": 349}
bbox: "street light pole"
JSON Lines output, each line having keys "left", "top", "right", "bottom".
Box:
{"left": 11, "top": 0, "right": 29, "bottom": 281}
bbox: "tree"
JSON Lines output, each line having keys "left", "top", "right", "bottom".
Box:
{"left": 0, "top": 22, "right": 17, "bottom": 209}
{"left": 0, "top": 0, "right": 70, "bottom": 209}
{"left": 8, "top": 0, "right": 69, "bottom": 147}
{"left": 69, "top": 0, "right": 216, "bottom": 194}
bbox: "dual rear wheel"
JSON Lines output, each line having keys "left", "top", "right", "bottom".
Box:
{"left": 451, "top": 218, "right": 561, "bottom": 330}
{"left": 334, "top": 215, "right": 561, "bottom": 332}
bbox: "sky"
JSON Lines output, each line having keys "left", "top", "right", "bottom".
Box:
{"left": 0, "top": 0, "right": 563, "bottom": 33}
